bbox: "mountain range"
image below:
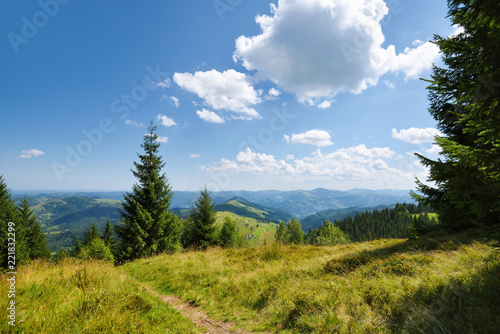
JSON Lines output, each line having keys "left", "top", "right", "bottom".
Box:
{"left": 14, "top": 188, "right": 414, "bottom": 220}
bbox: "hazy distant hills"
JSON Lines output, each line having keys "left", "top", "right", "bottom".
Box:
{"left": 27, "top": 196, "right": 121, "bottom": 230}
{"left": 213, "top": 197, "right": 294, "bottom": 224}
{"left": 15, "top": 188, "right": 414, "bottom": 220}
{"left": 13, "top": 188, "right": 413, "bottom": 252}
{"left": 171, "top": 188, "right": 413, "bottom": 218}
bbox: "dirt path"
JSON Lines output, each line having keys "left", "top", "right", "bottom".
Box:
{"left": 148, "top": 288, "right": 249, "bottom": 334}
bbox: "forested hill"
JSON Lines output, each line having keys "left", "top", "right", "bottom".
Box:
{"left": 332, "top": 204, "right": 436, "bottom": 242}
{"left": 29, "top": 196, "right": 121, "bottom": 229}
{"left": 214, "top": 197, "right": 293, "bottom": 223}
{"left": 172, "top": 188, "right": 413, "bottom": 218}
{"left": 301, "top": 204, "right": 392, "bottom": 232}
{"left": 27, "top": 196, "right": 122, "bottom": 253}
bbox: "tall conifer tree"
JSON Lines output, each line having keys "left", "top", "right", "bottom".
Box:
{"left": 286, "top": 218, "right": 304, "bottom": 245}
{"left": 413, "top": 0, "right": 500, "bottom": 232}
{"left": 115, "top": 123, "right": 181, "bottom": 261}
{"left": 83, "top": 222, "right": 100, "bottom": 246}
{"left": 189, "top": 187, "right": 217, "bottom": 249}
{"left": 19, "top": 197, "right": 50, "bottom": 260}
{"left": 102, "top": 219, "right": 116, "bottom": 251}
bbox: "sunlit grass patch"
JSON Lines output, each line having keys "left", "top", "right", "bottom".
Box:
{"left": 125, "top": 233, "right": 499, "bottom": 333}
{"left": 0, "top": 259, "right": 199, "bottom": 334}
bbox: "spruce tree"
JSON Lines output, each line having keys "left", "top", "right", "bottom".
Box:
{"left": 190, "top": 187, "right": 217, "bottom": 249}
{"left": 18, "top": 196, "right": 51, "bottom": 260}
{"left": 286, "top": 218, "right": 304, "bottom": 245}
{"left": 71, "top": 240, "right": 82, "bottom": 257}
{"left": 413, "top": 0, "right": 500, "bottom": 232}
{"left": 83, "top": 223, "right": 100, "bottom": 246}
{"left": 218, "top": 216, "right": 238, "bottom": 248}
{"left": 16, "top": 197, "right": 31, "bottom": 265}
{"left": 275, "top": 221, "right": 287, "bottom": 244}
{"left": 115, "top": 123, "right": 181, "bottom": 261}
{"left": 55, "top": 248, "right": 69, "bottom": 262}
{"left": 102, "top": 219, "right": 116, "bottom": 251}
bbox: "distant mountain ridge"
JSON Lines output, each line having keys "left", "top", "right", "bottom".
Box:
{"left": 16, "top": 188, "right": 414, "bottom": 219}
{"left": 214, "top": 197, "right": 293, "bottom": 223}
{"left": 171, "top": 188, "right": 413, "bottom": 218}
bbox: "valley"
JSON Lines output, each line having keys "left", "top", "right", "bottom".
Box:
{"left": 14, "top": 188, "right": 413, "bottom": 254}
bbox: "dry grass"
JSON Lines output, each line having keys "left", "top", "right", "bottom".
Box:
{"left": 0, "top": 258, "right": 199, "bottom": 333}
{"left": 125, "top": 233, "right": 500, "bottom": 333}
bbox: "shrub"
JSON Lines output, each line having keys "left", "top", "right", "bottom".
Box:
{"left": 79, "top": 238, "right": 114, "bottom": 262}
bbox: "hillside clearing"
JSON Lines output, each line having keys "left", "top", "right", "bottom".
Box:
{"left": 125, "top": 232, "right": 500, "bottom": 333}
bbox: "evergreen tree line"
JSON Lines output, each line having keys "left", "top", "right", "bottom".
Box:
{"left": 333, "top": 204, "right": 437, "bottom": 242}
{"left": 0, "top": 175, "right": 50, "bottom": 268}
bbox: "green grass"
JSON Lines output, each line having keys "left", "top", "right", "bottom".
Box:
{"left": 412, "top": 213, "right": 439, "bottom": 221}
{"left": 0, "top": 259, "right": 200, "bottom": 334}
{"left": 125, "top": 232, "right": 500, "bottom": 333}
{"left": 3, "top": 231, "right": 498, "bottom": 333}
{"left": 216, "top": 211, "right": 278, "bottom": 246}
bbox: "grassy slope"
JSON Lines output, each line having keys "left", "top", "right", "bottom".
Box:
{"left": 2, "top": 232, "right": 498, "bottom": 333}
{"left": 216, "top": 211, "right": 278, "bottom": 246}
{"left": 0, "top": 259, "right": 199, "bottom": 334}
{"left": 125, "top": 232, "right": 500, "bottom": 333}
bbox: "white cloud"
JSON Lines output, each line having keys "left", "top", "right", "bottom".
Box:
{"left": 162, "top": 95, "right": 180, "bottom": 107}
{"left": 157, "top": 78, "right": 171, "bottom": 89}
{"left": 427, "top": 144, "right": 442, "bottom": 154}
{"left": 269, "top": 87, "right": 281, "bottom": 97}
{"left": 190, "top": 153, "right": 201, "bottom": 158}
{"left": 144, "top": 133, "right": 168, "bottom": 143}
{"left": 233, "top": 0, "right": 440, "bottom": 103}
{"left": 170, "top": 96, "right": 180, "bottom": 107}
{"left": 156, "top": 114, "right": 177, "bottom": 127}
{"left": 265, "top": 87, "right": 281, "bottom": 100}
{"left": 201, "top": 145, "right": 412, "bottom": 188}
{"left": 385, "top": 42, "right": 440, "bottom": 79}
{"left": 173, "top": 69, "right": 262, "bottom": 120}
{"left": 196, "top": 108, "right": 225, "bottom": 123}
{"left": 392, "top": 127, "right": 442, "bottom": 144}
{"left": 317, "top": 100, "right": 332, "bottom": 109}
{"left": 283, "top": 130, "right": 334, "bottom": 147}
{"left": 18, "top": 149, "right": 45, "bottom": 159}
{"left": 125, "top": 119, "right": 145, "bottom": 128}
{"left": 156, "top": 136, "right": 168, "bottom": 143}
{"left": 383, "top": 80, "right": 395, "bottom": 89}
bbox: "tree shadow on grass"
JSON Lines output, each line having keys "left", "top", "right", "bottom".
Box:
{"left": 325, "top": 229, "right": 489, "bottom": 274}
{"left": 397, "top": 255, "right": 500, "bottom": 334}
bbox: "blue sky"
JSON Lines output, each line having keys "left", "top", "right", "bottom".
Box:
{"left": 0, "top": 0, "right": 456, "bottom": 192}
